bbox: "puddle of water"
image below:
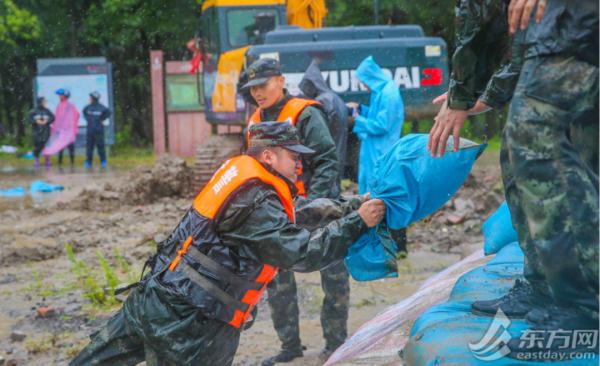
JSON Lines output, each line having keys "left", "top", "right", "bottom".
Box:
{"left": 0, "top": 166, "right": 123, "bottom": 212}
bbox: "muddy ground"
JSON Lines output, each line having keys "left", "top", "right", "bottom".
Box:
{"left": 0, "top": 151, "right": 502, "bottom": 366}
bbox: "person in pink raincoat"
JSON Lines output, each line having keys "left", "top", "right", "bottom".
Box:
{"left": 43, "top": 88, "right": 80, "bottom": 167}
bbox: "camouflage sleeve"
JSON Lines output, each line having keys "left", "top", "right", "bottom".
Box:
{"left": 447, "top": 0, "right": 507, "bottom": 110}
{"left": 218, "top": 186, "right": 367, "bottom": 272}
{"left": 296, "top": 106, "right": 340, "bottom": 199}
{"left": 479, "top": 61, "right": 521, "bottom": 109}
{"left": 294, "top": 194, "right": 365, "bottom": 230}
{"left": 479, "top": 30, "right": 526, "bottom": 109}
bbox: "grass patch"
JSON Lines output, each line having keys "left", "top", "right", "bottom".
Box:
{"left": 0, "top": 145, "right": 156, "bottom": 170}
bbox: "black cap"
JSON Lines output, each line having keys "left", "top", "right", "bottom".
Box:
{"left": 241, "top": 58, "right": 282, "bottom": 90}
{"left": 248, "top": 121, "right": 315, "bottom": 154}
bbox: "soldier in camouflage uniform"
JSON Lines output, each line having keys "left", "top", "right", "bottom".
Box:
{"left": 429, "top": 0, "right": 598, "bottom": 358}
{"left": 70, "top": 122, "right": 386, "bottom": 366}
{"left": 241, "top": 58, "right": 351, "bottom": 365}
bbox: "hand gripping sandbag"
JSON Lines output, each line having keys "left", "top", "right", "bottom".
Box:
{"left": 482, "top": 201, "right": 518, "bottom": 255}
{"left": 369, "top": 133, "right": 487, "bottom": 229}
{"left": 345, "top": 134, "right": 486, "bottom": 281}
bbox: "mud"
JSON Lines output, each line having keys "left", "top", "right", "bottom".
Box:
{"left": 0, "top": 151, "right": 502, "bottom": 366}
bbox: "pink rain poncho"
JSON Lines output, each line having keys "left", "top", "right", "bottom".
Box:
{"left": 42, "top": 100, "right": 80, "bottom": 156}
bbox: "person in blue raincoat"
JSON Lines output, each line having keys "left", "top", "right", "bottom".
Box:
{"left": 347, "top": 56, "right": 404, "bottom": 194}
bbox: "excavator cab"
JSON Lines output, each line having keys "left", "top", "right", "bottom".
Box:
{"left": 199, "top": 1, "right": 287, "bottom": 124}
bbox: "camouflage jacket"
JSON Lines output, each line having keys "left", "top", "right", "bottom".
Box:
{"left": 525, "top": 0, "right": 598, "bottom": 66}
{"left": 448, "top": 0, "right": 513, "bottom": 110}
{"left": 217, "top": 179, "right": 366, "bottom": 271}
{"left": 259, "top": 92, "right": 340, "bottom": 199}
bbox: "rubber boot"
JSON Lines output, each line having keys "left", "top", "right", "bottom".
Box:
{"left": 34, "top": 157, "right": 40, "bottom": 170}
{"left": 84, "top": 160, "right": 92, "bottom": 170}
{"left": 44, "top": 156, "right": 51, "bottom": 169}
{"left": 100, "top": 160, "right": 107, "bottom": 170}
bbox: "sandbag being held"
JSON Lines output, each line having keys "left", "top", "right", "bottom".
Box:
{"left": 345, "top": 134, "right": 486, "bottom": 281}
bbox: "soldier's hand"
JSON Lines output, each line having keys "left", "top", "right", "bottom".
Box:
{"left": 358, "top": 198, "right": 385, "bottom": 228}
{"left": 428, "top": 100, "right": 468, "bottom": 158}
{"left": 508, "top": 0, "right": 546, "bottom": 34}
{"left": 432, "top": 92, "right": 448, "bottom": 105}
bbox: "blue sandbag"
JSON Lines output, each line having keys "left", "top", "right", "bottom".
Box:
{"left": 30, "top": 180, "right": 64, "bottom": 193}
{"left": 0, "top": 186, "right": 26, "bottom": 197}
{"left": 345, "top": 134, "right": 486, "bottom": 281}
{"left": 344, "top": 224, "right": 398, "bottom": 281}
{"left": 369, "top": 134, "right": 486, "bottom": 229}
{"left": 482, "top": 202, "right": 518, "bottom": 255}
{"left": 404, "top": 242, "right": 597, "bottom": 365}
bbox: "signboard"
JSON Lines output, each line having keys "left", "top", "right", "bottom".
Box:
{"left": 34, "top": 58, "right": 115, "bottom": 146}
{"left": 165, "top": 74, "right": 203, "bottom": 112}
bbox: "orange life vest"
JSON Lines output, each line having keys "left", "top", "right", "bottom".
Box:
{"left": 165, "top": 155, "right": 295, "bottom": 329}
{"left": 247, "top": 97, "right": 320, "bottom": 197}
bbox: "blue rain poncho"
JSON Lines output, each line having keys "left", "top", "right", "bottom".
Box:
{"left": 354, "top": 56, "right": 404, "bottom": 194}
{"left": 345, "top": 134, "right": 487, "bottom": 281}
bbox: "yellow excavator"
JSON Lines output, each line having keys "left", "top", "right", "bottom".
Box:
{"left": 194, "top": 0, "right": 328, "bottom": 185}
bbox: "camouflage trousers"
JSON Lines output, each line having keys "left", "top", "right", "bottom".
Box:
{"left": 267, "top": 260, "right": 350, "bottom": 351}
{"left": 70, "top": 279, "right": 240, "bottom": 366}
{"left": 500, "top": 54, "right": 599, "bottom": 316}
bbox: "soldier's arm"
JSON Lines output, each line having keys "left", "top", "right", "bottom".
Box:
{"left": 479, "top": 61, "right": 522, "bottom": 110}
{"left": 294, "top": 195, "right": 364, "bottom": 230}
{"left": 448, "top": 0, "right": 507, "bottom": 110}
{"left": 218, "top": 186, "right": 367, "bottom": 272}
{"left": 296, "top": 106, "right": 339, "bottom": 199}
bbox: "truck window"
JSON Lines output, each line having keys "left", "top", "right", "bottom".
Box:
{"left": 226, "top": 8, "right": 279, "bottom": 48}
{"left": 202, "top": 7, "right": 220, "bottom": 53}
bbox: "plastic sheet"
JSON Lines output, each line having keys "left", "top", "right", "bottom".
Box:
{"left": 326, "top": 250, "right": 489, "bottom": 365}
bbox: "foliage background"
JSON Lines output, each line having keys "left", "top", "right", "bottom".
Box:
{"left": 0, "top": 0, "right": 502, "bottom": 148}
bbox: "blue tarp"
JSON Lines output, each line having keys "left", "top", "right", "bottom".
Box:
{"left": 345, "top": 134, "right": 487, "bottom": 281}
{"left": 0, "top": 180, "right": 63, "bottom": 197}
{"left": 0, "top": 186, "right": 26, "bottom": 197}
{"left": 482, "top": 201, "right": 518, "bottom": 255}
{"left": 30, "top": 180, "right": 64, "bottom": 193}
{"left": 403, "top": 242, "right": 598, "bottom": 365}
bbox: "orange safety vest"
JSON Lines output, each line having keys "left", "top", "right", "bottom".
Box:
{"left": 247, "top": 97, "right": 320, "bottom": 197}
{"left": 166, "top": 155, "right": 295, "bottom": 329}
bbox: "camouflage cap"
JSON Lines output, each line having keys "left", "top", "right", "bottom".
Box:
{"left": 241, "top": 58, "right": 282, "bottom": 90}
{"left": 248, "top": 121, "right": 315, "bottom": 154}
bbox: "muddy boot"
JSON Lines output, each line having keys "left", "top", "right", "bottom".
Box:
{"left": 507, "top": 305, "right": 599, "bottom": 360}
{"left": 261, "top": 347, "right": 305, "bottom": 366}
{"left": 471, "top": 279, "right": 550, "bottom": 318}
{"left": 318, "top": 347, "right": 337, "bottom": 362}
{"left": 34, "top": 157, "right": 40, "bottom": 170}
